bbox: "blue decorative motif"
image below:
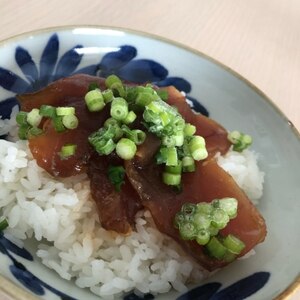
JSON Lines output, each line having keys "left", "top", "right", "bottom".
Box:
{"left": 177, "top": 272, "right": 270, "bottom": 300}
{"left": 0, "top": 233, "right": 77, "bottom": 299}
{"left": 0, "top": 33, "right": 209, "bottom": 119}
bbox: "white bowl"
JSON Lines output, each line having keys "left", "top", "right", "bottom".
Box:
{"left": 0, "top": 26, "right": 299, "bottom": 300}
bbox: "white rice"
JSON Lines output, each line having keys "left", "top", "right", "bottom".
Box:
{"left": 0, "top": 109, "right": 264, "bottom": 299}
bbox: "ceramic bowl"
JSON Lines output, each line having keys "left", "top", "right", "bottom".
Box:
{"left": 0, "top": 26, "right": 299, "bottom": 300}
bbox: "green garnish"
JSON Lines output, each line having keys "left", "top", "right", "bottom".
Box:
{"left": 62, "top": 114, "right": 79, "bottom": 130}
{"left": 16, "top": 111, "right": 28, "bottom": 126}
{"left": 27, "top": 108, "right": 42, "bottom": 127}
{"left": 59, "top": 144, "right": 77, "bottom": 159}
{"left": 39, "top": 105, "right": 56, "bottom": 118}
{"left": 88, "top": 125, "right": 117, "bottom": 155}
{"left": 18, "top": 124, "right": 30, "bottom": 140}
{"left": 173, "top": 198, "right": 244, "bottom": 261}
{"left": 123, "top": 111, "right": 137, "bottom": 125}
{"left": 228, "top": 130, "right": 252, "bottom": 152}
{"left": 102, "top": 89, "right": 114, "bottom": 103}
{"left": 107, "top": 165, "right": 126, "bottom": 192}
{"left": 182, "top": 156, "right": 195, "bottom": 172}
{"left": 84, "top": 89, "right": 105, "bottom": 112}
{"left": 222, "top": 234, "right": 245, "bottom": 254}
{"left": 116, "top": 138, "right": 137, "bottom": 160}
{"left": 88, "top": 82, "right": 100, "bottom": 91}
{"left": 86, "top": 76, "right": 208, "bottom": 187}
{"left": 53, "top": 116, "right": 66, "bottom": 133}
{"left": 121, "top": 125, "right": 146, "bottom": 145}
{"left": 110, "top": 97, "right": 128, "bottom": 121}
{"left": 56, "top": 106, "right": 75, "bottom": 116}
{"left": 27, "top": 127, "right": 44, "bottom": 138}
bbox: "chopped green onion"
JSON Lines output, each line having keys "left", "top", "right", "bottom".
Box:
{"left": 107, "top": 165, "right": 125, "bottom": 192}
{"left": 131, "top": 130, "right": 146, "bottom": 145}
{"left": 105, "top": 75, "right": 122, "bottom": 89}
{"left": 27, "top": 108, "right": 42, "bottom": 127}
{"left": 59, "top": 144, "right": 77, "bottom": 159}
{"left": 146, "top": 100, "right": 163, "bottom": 113}
{"left": 104, "top": 117, "right": 119, "bottom": 128}
{"left": 27, "top": 127, "right": 44, "bottom": 138}
{"left": 110, "top": 97, "right": 128, "bottom": 121}
{"left": 102, "top": 89, "right": 114, "bottom": 103}
{"left": 53, "top": 116, "right": 66, "bottom": 132}
{"left": 39, "top": 105, "right": 56, "bottom": 118}
{"left": 194, "top": 213, "right": 211, "bottom": 230}
{"left": 188, "top": 136, "right": 208, "bottom": 161}
{"left": 208, "top": 226, "right": 219, "bottom": 237}
{"left": 196, "top": 202, "right": 213, "bottom": 215}
{"left": 162, "top": 172, "right": 181, "bottom": 186}
{"left": 155, "top": 147, "right": 168, "bottom": 164}
{"left": 62, "top": 114, "right": 79, "bottom": 130}
{"left": 162, "top": 136, "right": 175, "bottom": 147}
{"left": 181, "top": 203, "right": 197, "bottom": 215}
{"left": 88, "top": 82, "right": 99, "bottom": 91}
{"left": 174, "top": 212, "right": 185, "bottom": 228}
{"left": 0, "top": 218, "right": 8, "bottom": 232}
{"left": 136, "top": 92, "right": 157, "bottom": 106}
{"left": 178, "top": 222, "right": 197, "bottom": 240}
{"left": 211, "top": 208, "right": 230, "bottom": 229}
{"left": 156, "top": 89, "right": 168, "bottom": 101}
{"left": 228, "top": 130, "right": 241, "bottom": 143}
{"left": 88, "top": 126, "right": 116, "bottom": 153}
{"left": 56, "top": 106, "right": 75, "bottom": 116}
{"left": 223, "top": 234, "right": 245, "bottom": 254}
{"left": 143, "top": 109, "right": 161, "bottom": 125}
{"left": 18, "top": 124, "right": 30, "bottom": 140}
{"left": 173, "top": 117, "right": 185, "bottom": 131}
{"left": 242, "top": 134, "right": 252, "bottom": 145}
{"left": 196, "top": 229, "right": 210, "bottom": 245}
{"left": 105, "top": 75, "right": 125, "bottom": 97}
{"left": 116, "top": 138, "right": 137, "bottom": 160}
{"left": 182, "top": 156, "right": 195, "bottom": 172}
{"left": 114, "top": 127, "right": 124, "bottom": 141}
{"left": 223, "top": 251, "right": 237, "bottom": 263}
{"left": 16, "top": 111, "right": 28, "bottom": 125}
{"left": 159, "top": 111, "right": 171, "bottom": 126}
{"left": 96, "top": 139, "right": 116, "bottom": 155}
{"left": 228, "top": 130, "right": 252, "bottom": 152}
{"left": 164, "top": 146, "right": 178, "bottom": 166}
{"left": 123, "top": 111, "right": 137, "bottom": 125}
{"left": 205, "top": 236, "right": 227, "bottom": 259}
{"left": 215, "top": 198, "right": 238, "bottom": 219}
{"left": 173, "top": 130, "right": 184, "bottom": 146}
{"left": 85, "top": 89, "right": 105, "bottom": 112}
{"left": 184, "top": 123, "right": 196, "bottom": 136}
{"left": 111, "top": 82, "right": 126, "bottom": 98}
{"left": 165, "top": 161, "right": 182, "bottom": 175}
{"left": 121, "top": 125, "right": 146, "bottom": 145}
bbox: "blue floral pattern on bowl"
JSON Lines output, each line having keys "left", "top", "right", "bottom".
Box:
{"left": 0, "top": 31, "right": 273, "bottom": 300}
{"left": 0, "top": 33, "right": 208, "bottom": 120}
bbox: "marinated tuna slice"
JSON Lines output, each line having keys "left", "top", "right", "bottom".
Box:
{"left": 18, "top": 74, "right": 106, "bottom": 111}
{"left": 88, "top": 153, "right": 143, "bottom": 234}
{"left": 17, "top": 75, "right": 109, "bottom": 177}
{"left": 125, "top": 135, "right": 267, "bottom": 271}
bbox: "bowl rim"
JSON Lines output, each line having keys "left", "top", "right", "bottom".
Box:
{"left": 0, "top": 24, "right": 299, "bottom": 300}
{"left": 0, "top": 24, "right": 299, "bottom": 140}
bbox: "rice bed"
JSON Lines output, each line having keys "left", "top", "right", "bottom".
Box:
{"left": 0, "top": 112, "right": 264, "bottom": 299}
